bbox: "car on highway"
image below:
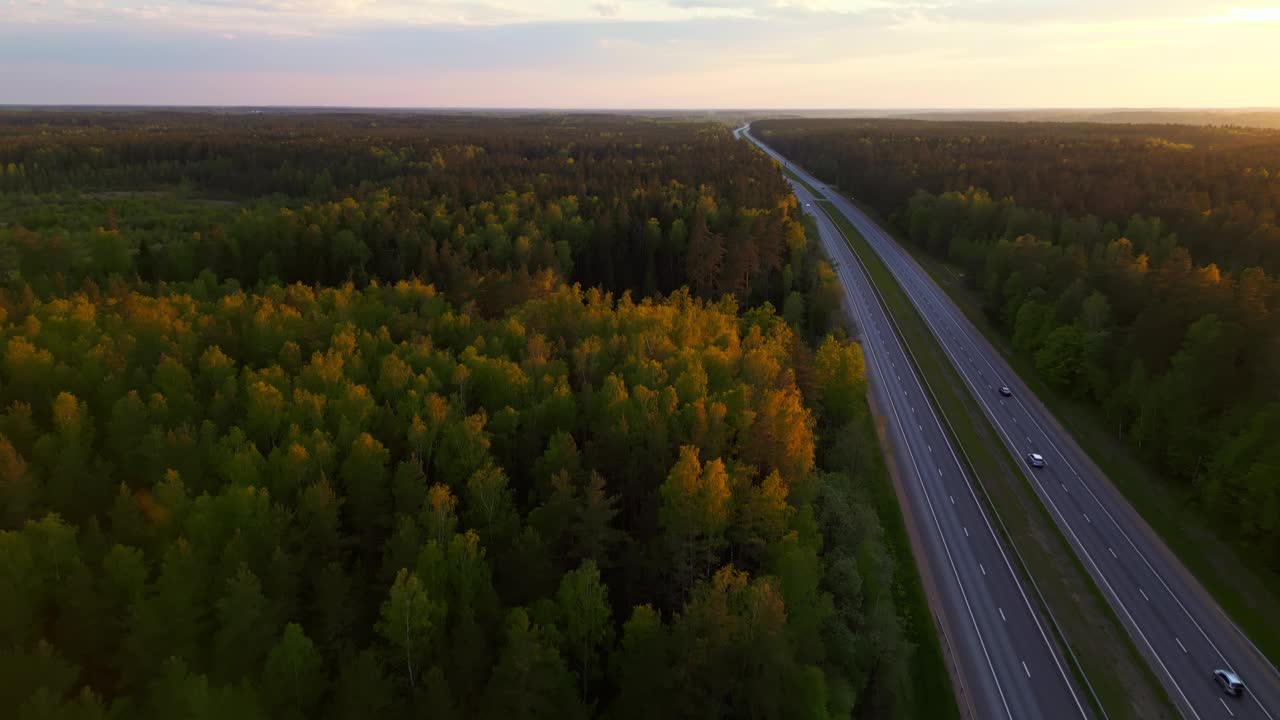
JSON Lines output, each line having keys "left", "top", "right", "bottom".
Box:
{"left": 1027, "top": 452, "right": 1046, "bottom": 468}
{"left": 999, "top": 385, "right": 1012, "bottom": 397}
{"left": 1214, "top": 668, "right": 1244, "bottom": 696}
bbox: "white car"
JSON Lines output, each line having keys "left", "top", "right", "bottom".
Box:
{"left": 1027, "top": 453, "right": 1046, "bottom": 469}
{"left": 998, "top": 385, "right": 1013, "bottom": 397}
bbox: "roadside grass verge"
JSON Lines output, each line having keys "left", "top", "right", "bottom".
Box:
{"left": 899, "top": 241, "right": 1280, "bottom": 670}
{"left": 816, "top": 200, "right": 1176, "bottom": 720}
{"left": 856, "top": 413, "right": 962, "bottom": 720}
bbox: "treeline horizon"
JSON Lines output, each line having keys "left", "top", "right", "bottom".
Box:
{"left": 754, "top": 118, "right": 1280, "bottom": 572}
{"left": 0, "top": 113, "right": 936, "bottom": 719}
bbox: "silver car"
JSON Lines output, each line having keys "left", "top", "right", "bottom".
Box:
{"left": 1214, "top": 668, "right": 1244, "bottom": 696}
{"left": 1027, "top": 453, "right": 1046, "bottom": 468}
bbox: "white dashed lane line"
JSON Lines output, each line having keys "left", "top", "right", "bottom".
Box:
{"left": 1139, "top": 588, "right": 1150, "bottom": 602}
{"left": 1176, "top": 637, "right": 1187, "bottom": 653}
{"left": 999, "top": 607, "right": 1006, "bottom": 622}
{"left": 1022, "top": 661, "right": 1031, "bottom": 678}
{"left": 963, "top": 527, "right": 969, "bottom": 538}
{"left": 1109, "top": 548, "right": 1117, "bottom": 559}
{"left": 1221, "top": 698, "right": 1235, "bottom": 717}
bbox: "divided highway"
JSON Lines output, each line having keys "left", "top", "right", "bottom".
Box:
{"left": 735, "top": 127, "right": 1091, "bottom": 720}
{"left": 742, "top": 125, "right": 1280, "bottom": 720}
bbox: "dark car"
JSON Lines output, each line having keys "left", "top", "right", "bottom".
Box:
{"left": 1214, "top": 668, "right": 1244, "bottom": 696}
{"left": 999, "top": 385, "right": 1012, "bottom": 397}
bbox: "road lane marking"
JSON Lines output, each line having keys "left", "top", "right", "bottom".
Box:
{"left": 1022, "top": 661, "right": 1031, "bottom": 678}
{"left": 875, "top": 274, "right": 1195, "bottom": 718}
{"left": 1084, "top": 513, "right": 1091, "bottom": 524}
{"left": 929, "top": 445, "right": 934, "bottom": 453}
{"left": 1140, "top": 588, "right": 1150, "bottom": 602}
{"left": 999, "top": 607, "right": 1006, "bottom": 621}
{"left": 963, "top": 526, "right": 969, "bottom": 537}
{"left": 886, "top": 242, "right": 1260, "bottom": 712}
{"left": 980, "top": 564, "right": 987, "bottom": 576}
{"left": 1109, "top": 547, "right": 1117, "bottom": 559}
{"left": 1176, "top": 637, "right": 1187, "bottom": 653}
{"left": 950, "top": 495, "right": 955, "bottom": 505}
{"left": 1221, "top": 698, "right": 1234, "bottom": 717}
{"left": 782, "top": 164, "right": 1057, "bottom": 720}
{"left": 1061, "top": 483, "right": 1068, "bottom": 493}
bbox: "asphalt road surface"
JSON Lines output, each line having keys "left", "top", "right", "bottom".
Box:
{"left": 735, "top": 126, "right": 1091, "bottom": 720}
{"left": 741, "top": 124, "right": 1280, "bottom": 720}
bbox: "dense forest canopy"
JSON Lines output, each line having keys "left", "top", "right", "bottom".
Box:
{"left": 0, "top": 112, "right": 920, "bottom": 718}
{"left": 754, "top": 118, "right": 1280, "bottom": 571}
{"left": 753, "top": 119, "right": 1280, "bottom": 275}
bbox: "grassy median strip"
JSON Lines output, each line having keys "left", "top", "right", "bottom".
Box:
{"left": 901, "top": 242, "right": 1280, "bottom": 670}
{"left": 816, "top": 200, "right": 1177, "bottom": 720}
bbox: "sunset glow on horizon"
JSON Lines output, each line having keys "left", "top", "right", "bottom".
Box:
{"left": 3, "top": 0, "right": 1279, "bottom": 108}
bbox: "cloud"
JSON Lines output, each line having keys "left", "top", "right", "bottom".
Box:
{"left": 2, "top": 1, "right": 1278, "bottom": 107}
{"left": 592, "top": 1, "right": 621, "bottom": 16}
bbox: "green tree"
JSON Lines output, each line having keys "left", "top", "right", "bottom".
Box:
{"left": 814, "top": 336, "right": 867, "bottom": 427}
{"left": 660, "top": 446, "right": 731, "bottom": 595}
{"left": 610, "top": 605, "right": 671, "bottom": 719}
{"left": 376, "top": 568, "right": 437, "bottom": 691}
{"left": 340, "top": 433, "right": 391, "bottom": 541}
{"left": 1035, "top": 323, "right": 1088, "bottom": 389}
{"left": 480, "top": 609, "right": 585, "bottom": 720}
{"left": 212, "top": 564, "right": 276, "bottom": 683}
{"left": 263, "top": 623, "right": 324, "bottom": 720}
{"left": 554, "top": 560, "right": 613, "bottom": 702}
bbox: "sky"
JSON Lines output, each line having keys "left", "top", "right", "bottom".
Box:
{"left": 2, "top": 0, "right": 1279, "bottom": 108}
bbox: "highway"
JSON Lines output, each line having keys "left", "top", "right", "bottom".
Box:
{"left": 734, "top": 126, "right": 1091, "bottom": 720}
{"left": 741, "top": 124, "right": 1280, "bottom": 720}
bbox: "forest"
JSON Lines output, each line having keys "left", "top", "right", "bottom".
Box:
{"left": 754, "top": 118, "right": 1280, "bottom": 571}
{"left": 0, "top": 112, "right": 919, "bottom": 718}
